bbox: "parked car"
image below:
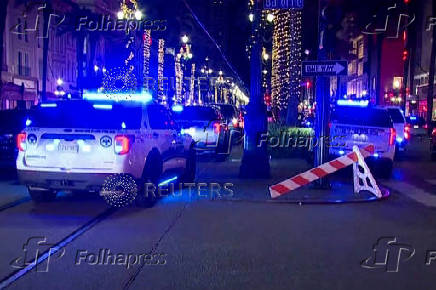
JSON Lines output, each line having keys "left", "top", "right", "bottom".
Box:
{"left": 386, "top": 107, "right": 409, "bottom": 152}
{"left": 211, "top": 103, "right": 244, "bottom": 143}
{"left": 17, "top": 100, "right": 196, "bottom": 205}
{"left": 406, "top": 116, "right": 427, "bottom": 136}
{"left": 173, "top": 105, "right": 232, "bottom": 161}
{"left": 0, "top": 109, "right": 30, "bottom": 169}
{"left": 330, "top": 105, "right": 396, "bottom": 178}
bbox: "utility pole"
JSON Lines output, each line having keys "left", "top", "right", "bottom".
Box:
{"left": 427, "top": 0, "right": 436, "bottom": 135}
{"left": 239, "top": 0, "right": 270, "bottom": 178}
{"left": 41, "top": 1, "right": 53, "bottom": 102}
{"left": 313, "top": 0, "right": 331, "bottom": 187}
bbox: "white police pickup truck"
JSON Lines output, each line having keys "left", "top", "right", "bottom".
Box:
{"left": 329, "top": 102, "right": 396, "bottom": 178}
{"left": 16, "top": 98, "right": 196, "bottom": 206}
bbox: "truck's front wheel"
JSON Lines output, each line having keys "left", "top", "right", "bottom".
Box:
{"left": 28, "top": 187, "right": 58, "bottom": 202}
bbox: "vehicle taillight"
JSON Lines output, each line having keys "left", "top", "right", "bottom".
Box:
{"left": 213, "top": 122, "right": 221, "bottom": 134}
{"left": 424, "top": 124, "right": 428, "bottom": 129}
{"left": 404, "top": 125, "right": 411, "bottom": 140}
{"left": 16, "top": 133, "right": 27, "bottom": 151}
{"left": 389, "top": 128, "right": 396, "bottom": 146}
{"left": 114, "top": 135, "right": 130, "bottom": 155}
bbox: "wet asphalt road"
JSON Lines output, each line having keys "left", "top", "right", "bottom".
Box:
{"left": 0, "top": 136, "right": 435, "bottom": 290}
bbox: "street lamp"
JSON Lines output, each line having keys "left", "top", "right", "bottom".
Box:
{"left": 266, "top": 13, "right": 274, "bottom": 23}
{"left": 134, "top": 10, "right": 142, "bottom": 20}
{"left": 56, "top": 78, "right": 63, "bottom": 86}
{"left": 262, "top": 52, "right": 269, "bottom": 61}
{"left": 181, "top": 35, "right": 189, "bottom": 44}
{"left": 249, "top": 13, "right": 254, "bottom": 22}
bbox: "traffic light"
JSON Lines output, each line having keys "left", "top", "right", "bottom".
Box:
{"left": 402, "top": 49, "right": 409, "bottom": 61}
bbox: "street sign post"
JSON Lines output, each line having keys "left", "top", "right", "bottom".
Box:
{"left": 263, "top": 0, "right": 304, "bottom": 9}
{"left": 302, "top": 60, "right": 347, "bottom": 77}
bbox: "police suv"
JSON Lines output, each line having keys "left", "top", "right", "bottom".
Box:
{"left": 16, "top": 97, "right": 196, "bottom": 205}
{"left": 329, "top": 101, "right": 396, "bottom": 178}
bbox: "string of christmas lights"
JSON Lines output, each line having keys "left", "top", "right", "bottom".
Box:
{"left": 142, "top": 29, "right": 151, "bottom": 88}
{"left": 102, "top": 66, "right": 137, "bottom": 93}
{"left": 271, "top": 9, "right": 302, "bottom": 113}
{"left": 103, "top": 0, "right": 141, "bottom": 95}
{"left": 158, "top": 39, "right": 166, "bottom": 104}
{"left": 188, "top": 63, "right": 196, "bottom": 105}
{"left": 175, "top": 54, "right": 183, "bottom": 104}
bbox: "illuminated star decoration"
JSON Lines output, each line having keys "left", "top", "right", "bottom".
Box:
{"left": 100, "top": 174, "right": 138, "bottom": 208}
{"left": 102, "top": 66, "right": 137, "bottom": 94}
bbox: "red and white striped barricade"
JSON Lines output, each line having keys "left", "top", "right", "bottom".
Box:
{"left": 269, "top": 145, "right": 382, "bottom": 199}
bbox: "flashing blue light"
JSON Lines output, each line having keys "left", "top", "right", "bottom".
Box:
{"left": 25, "top": 118, "right": 32, "bottom": 127}
{"left": 83, "top": 92, "right": 152, "bottom": 103}
{"left": 93, "top": 104, "right": 113, "bottom": 110}
{"left": 337, "top": 99, "right": 369, "bottom": 107}
{"left": 172, "top": 105, "right": 184, "bottom": 112}
{"left": 339, "top": 150, "right": 345, "bottom": 155}
{"left": 373, "top": 153, "right": 379, "bottom": 158}
{"left": 40, "top": 103, "right": 57, "bottom": 108}
{"left": 410, "top": 116, "right": 417, "bottom": 120}
{"left": 121, "top": 122, "right": 127, "bottom": 129}
{"left": 396, "top": 137, "right": 403, "bottom": 143}
{"left": 158, "top": 176, "right": 178, "bottom": 187}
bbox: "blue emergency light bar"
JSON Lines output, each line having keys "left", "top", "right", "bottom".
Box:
{"left": 40, "top": 103, "right": 57, "bottom": 108}
{"left": 83, "top": 92, "right": 152, "bottom": 103}
{"left": 93, "top": 104, "right": 113, "bottom": 110}
{"left": 172, "top": 105, "right": 184, "bottom": 112}
{"left": 337, "top": 99, "right": 369, "bottom": 107}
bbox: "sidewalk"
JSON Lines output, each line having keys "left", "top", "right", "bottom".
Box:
{"left": 196, "top": 147, "right": 389, "bottom": 203}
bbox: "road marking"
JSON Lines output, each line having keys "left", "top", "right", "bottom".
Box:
{"left": 0, "top": 209, "right": 116, "bottom": 289}
{"left": 0, "top": 197, "right": 30, "bottom": 213}
{"left": 382, "top": 181, "right": 436, "bottom": 208}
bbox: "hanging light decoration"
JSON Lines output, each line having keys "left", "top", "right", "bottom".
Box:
{"left": 271, "top": 9, "right": 302, "bottom": 112}
{"left": 158, "top": 39, "right": 166, "bottom": 104}
{"left": 174, "top": 53, "right": 183, "bottom": 104}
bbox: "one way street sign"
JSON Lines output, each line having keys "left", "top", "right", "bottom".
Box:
{"left": 302, "top": 60, "right": 348, "bottom": 77}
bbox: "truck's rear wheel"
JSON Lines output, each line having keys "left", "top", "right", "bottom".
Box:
{"left": 180, "top": 145, "right": 196, "bottom": 183}
{"left": 28, "top": 187, "right": 58, "bottom": 202}
{"left": 136, "top": 149, "right": 162, "bottom": 208}
{"left": 377, "top": 160, "right": 393, "bottom": 179}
